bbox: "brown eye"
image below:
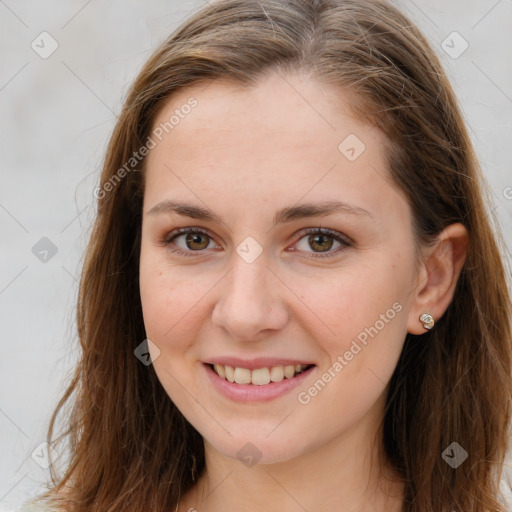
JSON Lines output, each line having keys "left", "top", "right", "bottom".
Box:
{"left": 163, "top": 227, "right": 218, "bottom": 257}
{"left": 308, "top": 233, "right": 334, "bottom": 252}
{"left": 184, "top": 232, "right": 210, "bottom": 250}
{"left": 294, "top": 228, "right": 352, "bottom": 258}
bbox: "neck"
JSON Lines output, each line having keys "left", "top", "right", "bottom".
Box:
{"left": 178, "top": 410, "right": 404, "bottom": 512}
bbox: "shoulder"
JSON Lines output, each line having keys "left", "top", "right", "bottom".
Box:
{"left": 499, "top": 458, "right": 512, "bottom": 510}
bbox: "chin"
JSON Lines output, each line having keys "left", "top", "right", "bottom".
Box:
{"left": 201, "top": 424, "right": 315, "bottom": 466}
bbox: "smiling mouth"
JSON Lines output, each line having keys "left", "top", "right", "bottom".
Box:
{"left": 208, "top": 363, "right": 315, "bottom": 385}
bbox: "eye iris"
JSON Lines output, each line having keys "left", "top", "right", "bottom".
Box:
{"left": 309, "top": 233, "right": 333, "bottom": 252}
{"left": 186, "top": 233, "right": 209, "bottom": 250}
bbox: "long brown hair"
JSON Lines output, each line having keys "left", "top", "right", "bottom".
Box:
{"left": 32, "top": 0, "right": 511, "bottom": 510}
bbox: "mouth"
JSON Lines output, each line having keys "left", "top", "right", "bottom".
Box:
{"left": 207, "top": 363, "right": 315, "bottom": 385}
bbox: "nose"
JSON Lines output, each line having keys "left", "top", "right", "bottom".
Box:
{"left": 211, "top": 252, "right": 288, "bottom": 342}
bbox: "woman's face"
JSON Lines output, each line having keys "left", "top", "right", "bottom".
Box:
{"left": 139, "top": 72, "right": 421, "bottom": 464}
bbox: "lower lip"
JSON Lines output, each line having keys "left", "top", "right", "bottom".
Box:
{"left": 204, "top": 363, "right": 315, "bottom": 403}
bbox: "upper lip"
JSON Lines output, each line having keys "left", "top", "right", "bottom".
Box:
{"left": 204, "top": 357, "right": 315, "bottom": 370}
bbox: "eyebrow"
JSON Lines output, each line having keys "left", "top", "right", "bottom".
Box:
{"left": 147, "top": 199, "right": 373, "bottom": 227}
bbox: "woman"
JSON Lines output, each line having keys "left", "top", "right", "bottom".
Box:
{"left": 20, "top": 0, "right": 512, "bottom": 510}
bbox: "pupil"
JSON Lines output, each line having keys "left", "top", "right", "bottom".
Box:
{"left": 311, "top": 234, "right": 333, "bottom": 252}
{"left": 186, "top": 233, "right": 208, "bottom": 250}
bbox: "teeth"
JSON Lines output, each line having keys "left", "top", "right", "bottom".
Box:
{"left": 269, "top": 366, "right": 284, "bottom": 382}
{"left": 234, "top": 367, "right": 251, "bottom": 384}
{"left": 225, "top": 365, "right": 235, "bottom": 383}
{"left": 214, "top": 364, "right": 225, "bottom": 379}
{"left": 212, "top": 363, "right": 309, "bottom": 385}
{"left": 284, "top": 365, "right": 295, "bottom": 379}
{"left": 251, "top": 368, "right": 271, "bottom": 385}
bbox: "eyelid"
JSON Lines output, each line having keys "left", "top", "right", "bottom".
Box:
{"left": 162, "top": 226, "right": 218, "bottom": 245}
{"left": 294, "top": 226, "right": 354, "bottom": 245}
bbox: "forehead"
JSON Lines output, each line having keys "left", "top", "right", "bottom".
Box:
{"left": 143, "top": 72, "right": 408, "bottom": 227}
{"left": 149, "top": 73, "right": 370, "bottom": 152}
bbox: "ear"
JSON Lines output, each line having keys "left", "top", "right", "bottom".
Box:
{"left": 407, "top": 223, "right": 469, "bottom": 335}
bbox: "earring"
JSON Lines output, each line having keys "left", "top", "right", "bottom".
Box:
{"left": 419, "top": 313, "right": 435, "bottom": 330}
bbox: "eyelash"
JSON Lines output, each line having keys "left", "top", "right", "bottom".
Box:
{"left": 161, "top": 227, "right": 353, "bottom": 259}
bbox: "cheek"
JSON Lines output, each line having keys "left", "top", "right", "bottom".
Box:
{"left": 289, "top": 260, "right": 409, "bottom": 351}
{"left": 139, "top": 249, "right": 214, "bottom": 355}
{"left": 139, "top": 252, "right": 217, "bottom": 423}
{"left": 292, "top": 267, "right": 408, "bottom": 427}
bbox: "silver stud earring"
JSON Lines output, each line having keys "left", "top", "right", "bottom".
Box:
{"left": 419, "top": 313, "right": 435, "bottom": 330}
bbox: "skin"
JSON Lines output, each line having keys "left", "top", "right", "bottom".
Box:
{"left": 139, "top": 71, "right": 468, "bottom": 512}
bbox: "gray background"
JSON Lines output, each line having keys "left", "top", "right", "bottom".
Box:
{"left": 1, "top": 0, "right": 511, "bottom": 509}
